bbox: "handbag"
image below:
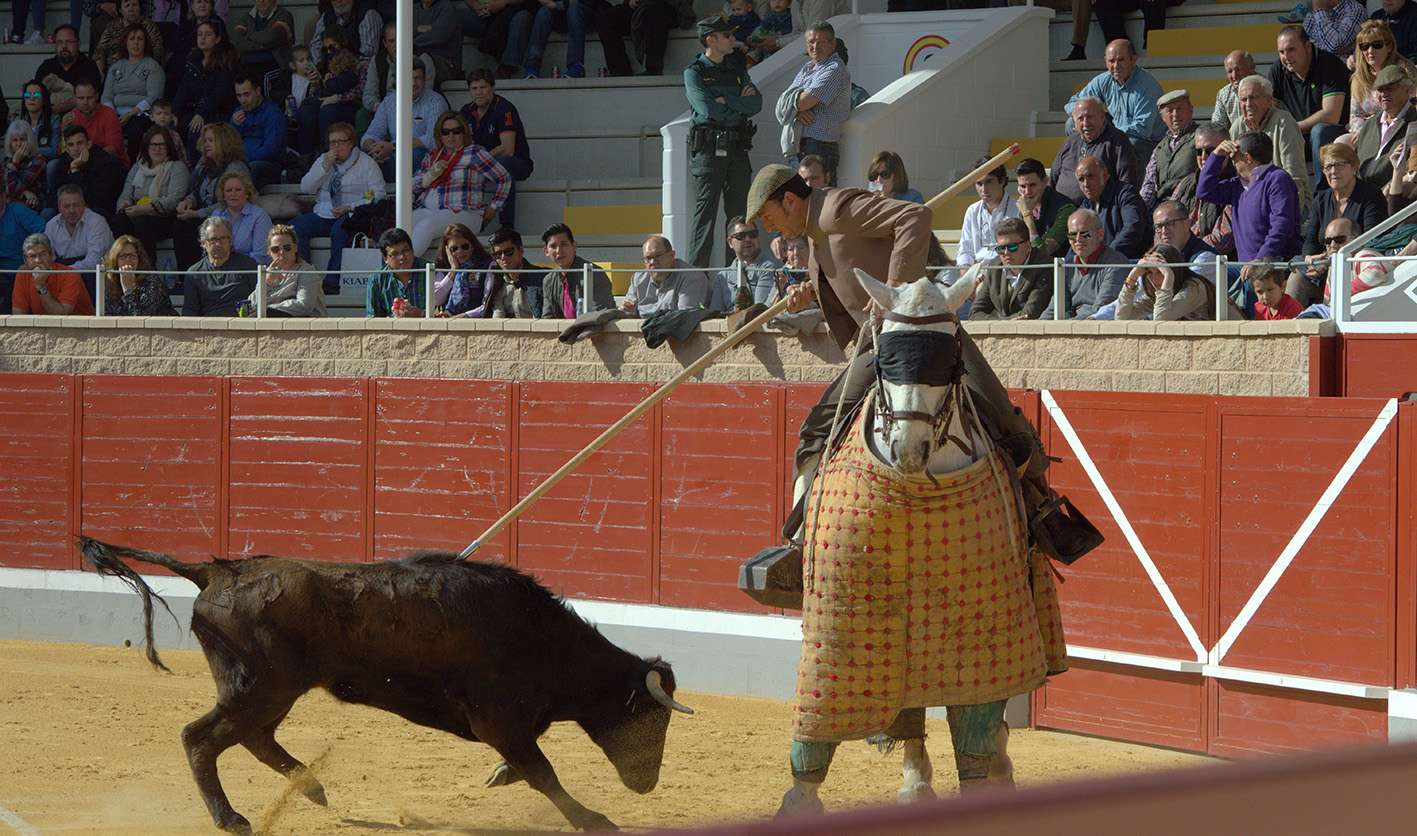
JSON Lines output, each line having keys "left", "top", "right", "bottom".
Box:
{"left": 338, "top": 234, "right": 387, "bottom": 295}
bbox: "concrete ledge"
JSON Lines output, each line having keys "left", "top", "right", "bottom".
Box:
{"left": 0, "top": 316, "right": 1325, "bottom": 396}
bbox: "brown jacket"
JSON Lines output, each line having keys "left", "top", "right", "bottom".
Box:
{"left": 805, "top": 187, "right": 934, "bottom": 349}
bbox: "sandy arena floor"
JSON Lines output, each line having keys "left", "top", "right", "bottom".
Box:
{"left": 0, "top": 639, "right": 1214, "bottom": 835}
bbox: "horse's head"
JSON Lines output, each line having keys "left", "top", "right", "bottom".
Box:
{"left": 854, "top": 267, "right": 978, "bottom": 474}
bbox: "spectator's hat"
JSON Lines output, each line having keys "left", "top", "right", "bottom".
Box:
{"left": 1157, "top": 89, "right": 1190, "bottom": 108}
{"left": 698, "top": 15, "right": 735, "bottom": 38}
{"left": 1375, "top": 65, "right": 1411, "bottom": 88}
{"left": 745, "top": 164, "right": 799, "bottom": 222}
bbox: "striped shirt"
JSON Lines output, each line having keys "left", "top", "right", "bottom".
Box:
{"left": 790, "top": 53, "right": 850, "bottom": 142}
{"left": 412, "top": 146, "right": 511, "bottom": 213}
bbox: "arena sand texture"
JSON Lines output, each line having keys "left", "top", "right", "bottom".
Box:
{"left": 0, "top": 640, "right": 1213, "bottom": 835}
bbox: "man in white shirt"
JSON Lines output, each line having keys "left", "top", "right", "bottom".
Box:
{"left": 620, "top": 236, "right": 710, "bottom": 316}
{"left": 956, "top": 157, "right": 1018, "bottom": 270}
{"left": 44, "top": 185, "right": 113, "bottom": 289}
{"left": 292, "top": 122, "right": 388, "bottom": 294}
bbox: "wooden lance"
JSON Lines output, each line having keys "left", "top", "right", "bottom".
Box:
{"left": 461, "top": 297, "right": 794, "bottom": 558}
{"left": 925, "top": 143, "right": 1022, "bottom": 211}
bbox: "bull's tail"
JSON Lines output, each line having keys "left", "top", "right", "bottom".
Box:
{"left": 78, "top": 537, "right": 215, "bottom": 673}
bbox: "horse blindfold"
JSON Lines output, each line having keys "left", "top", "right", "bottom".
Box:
{"left": 874, "top": 330, "right": 963, "bottom": 387}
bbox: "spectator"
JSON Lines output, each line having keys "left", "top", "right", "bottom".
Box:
{"left": 1066, "top": 40, "right": 1165, "bottom": 161}
{"left": 362, "top": 60, "right": 449, "bottom": 181}
{"left": 311, "top": 0, "right": 382, "bottom": 64}
{"left": 1011, "top": 0, "right": 1090, "bottom": 62}
{"left": 35, "top": 25, "right": 104, "bottom": 116}
{"left": 249, "top": 224, "right": 325, "bottom": 317}
{"left": 4, "top": 123, "right": 48, "bottom": 214}
{"left": 1093, "top": 0, "right": 1179, "bottom": 50}
{"left": 460, "top": 0, "right": 539, "bottom": 81}
{"left": 1051, "top": 96, "right": 1142, "bottom": 206}
{"left": 1172, "top": 124, "right": 1237, "bottom": 259}
{"left": 1371, "top": 0, "right": 1417, "bottom": 62}
{"left": 512, "top": 0, "right": 595, "bottom": 79}
{"left": 797, "top": 155, "right": 829, "bottom": 188}
{"left": 787, "top": 21, "right": 850, "bottom": 183}
{"left": 230, "top": 70, "right": 287, "bottom": 188}
{"left": 12, "top": 232, "right": 96, "bottom": 315}
{"left": 461, "top": 69, "right": 535, "bottom": 230}
{"left": 1304, "top": 0, "right": 1366, "bottom": 55}
{"left": 103, "top": 24, "right": 165, "bottom": 160}
{"left": 229, "top": 0, "right": 294, "bottom": 93}
{"left": 956, "top": 157, "right": 1018, "bottom": 269}
{"left": 1245, "top": 259, "right": 1304, "bottom": 320}
{"left": 620, "top": 235, "right": 710, "bottom": 315}
{"left": 1232, "top": 75, "right": 1313, "bottom": 212}
{"left": 1045, "top": 208, "right": 1129, "bottom": 320}
{"left": 726, "top": 0, "right": 760, "bottom": 58}
{"left": 597, "top": 0, "right": 691, "bottom": 77}
{"left": 710, "top": 216, "right": 782, "bottom": 310}
{"left": 968, "top": 216, "right": 1053, "bottom": 321}
{"left": 1141, "top": 89, "right": 1198, "bottom": 209}
{"left": 172, "top": 19, "right": 241, "bottom": 157}
{"left": 488, "top": 226, "right": 544, "bottom": 317}
{"left": 1198, "top": 132, "right": 1303, "bottom": 265}
{"left": 49, "top": 125, "right": 127, "bottom": 222}
{"left": 432, "top": 222, "right": 494, "bottom": 317}
{"left": 102, "top": 234, "right": 177, "bottom": 315}
{"left": 64, "top": 80, "right": 129, "bottom": 166}
{"left": 210, "top": 170, "right": 273, "bottom": 264}
{"left": 47, "top": 185, "right": 115, "bottom": 276}
{"left": 357, "top": 23, "right": 399, "bottom": 132}
{"left": 173, "top": 122, "right": 250, "bottom": 269}
{"left": 1151, "top": 199, "right": 1217, "bottom": 283}
{"left": 149, "top": 98, "right": 187, "bottom": 161}
{"left": 1075, "top": 156, "right": 1149, "bottom": 259}
{"left": 1319, "top": 216, "right": 1391, "bottom": 303}
{"left": 298, "top": 26, "right": 366, "bottom": 154}
{"left": 1353, "top": 65, "right": 1417, "bottom": 187}
{"left": 95, "top": 0, "right": 163, "bottom": 75}
{"left": 410, "top": 111, "right": 511, "bottom": 255}
{"left": 0, "top": 190, "right": 50, "bottom": 314}
{"left": 1015, "top": 157, "right": 1075, "bottom": 259}
{"left": 1304, "top": 142, "right": 1386, "bottom": 261}
{"left": 1343, "top": 22, "right": 1416, "bottom": 143}
{"left": 415, "top": 0, "right": 464, "bottom": 84}
{"left": 293, "top": 121, "right": 385, "bottom": 293}
{"left": 540, "top": 222, "right": 613, "bottom": 318}
{"left": 185, "top": 215, "right": 257, "bottom": 315}
{"left": 87, "top": 0, "right": 149, "bottom": 56}
{"left": 112, "top": 125, "right": 190, "bottom": 261}
{"left": 1115, "top": 244, "right": 1222, "bottom": 321}
{"left": 866, "top": 151, "right": 924, "bottom": 203}
{"left": 365, "top": 227, "right": 431, "bottom": 318}
{"left": 1212, "top": 50, "right": 1256, "bottom": 134}
{"left": 9, "top": 0, "right": 48, "bottom": 45}
{"left": 1270, "top": 25, "right": 1349, "bottom": 187}
{"left": 17, "top": 83, "right": 64, "bottom": 164}
{"left": 161, "top": 0, "right": 222, "bottom": 100}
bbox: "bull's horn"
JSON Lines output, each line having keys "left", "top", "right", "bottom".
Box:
{"left": 646, "top": 670, "right": 694, "bottom": 714}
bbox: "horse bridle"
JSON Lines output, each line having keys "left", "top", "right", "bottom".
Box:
{"left": 870, "top": 309, "right": 973, "bottom": 456}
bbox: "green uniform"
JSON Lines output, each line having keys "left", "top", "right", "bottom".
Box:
{"left": 684, "top": 51, "right": 762, "bottom": 269}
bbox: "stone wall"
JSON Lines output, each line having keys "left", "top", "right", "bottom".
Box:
{"left": 0, "top": 316, "right": 1334, "bottom": 397}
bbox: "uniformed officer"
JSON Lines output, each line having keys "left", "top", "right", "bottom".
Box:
{"left": 684, "top": 16, "right": 762, "bottom": 269}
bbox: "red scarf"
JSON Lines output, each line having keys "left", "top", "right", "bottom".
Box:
{"left": 425, "top": 146, "right": 466, "bottom": 190}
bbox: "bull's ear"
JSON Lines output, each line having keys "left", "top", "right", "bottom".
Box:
{"left": 854, "top": 268, "right": 897, "bottom": 311}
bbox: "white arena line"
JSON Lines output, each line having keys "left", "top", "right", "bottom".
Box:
{"left": 0, "top": 804, "right": 41, "bottom": 836}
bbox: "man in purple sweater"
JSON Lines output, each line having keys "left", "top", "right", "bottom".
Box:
{"left": 1196, "top": 131, "right": 1302, "bottom": 264}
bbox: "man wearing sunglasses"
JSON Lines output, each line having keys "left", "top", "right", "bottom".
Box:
{"left": 709, "top": 217, "right": 782, "bottom": 311}
{"left": 1042, "top": 208, "right": 1130, "bottom": 320}
{"left": 969, "top": 217, "right": 1053, "bottom": 321}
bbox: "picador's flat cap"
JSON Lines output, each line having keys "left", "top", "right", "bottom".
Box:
{"left": 745, "top": 164, "right": 799, "bottom": 222}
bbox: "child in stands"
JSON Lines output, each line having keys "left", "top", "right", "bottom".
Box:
{"left": 750, "top": 0, "right": 792, "bottom": 61}
{"left": 725, "top": 0, "right": 760, "bottom": 58}
{"left": 149, "top": 99, "right": 186, "bottom": 164}
{"left": 1247, "top": 261, "right": 1303, "bottom": 320}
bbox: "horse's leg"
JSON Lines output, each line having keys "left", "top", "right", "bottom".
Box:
{"left": 776, "top": 740, "right": 837, "bottom": 817}
{"left": 989, "top": 720, "right": 1015, "bottom": 787}
{"left": 874, "top": 708, "right": 934, "bottom": 803}
{"left": 944, "top": 701, "right": 1007, "bottom": 793}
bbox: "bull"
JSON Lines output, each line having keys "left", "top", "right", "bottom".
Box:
{"left": 79, "top": 537, "right": 693, "bottom": 835}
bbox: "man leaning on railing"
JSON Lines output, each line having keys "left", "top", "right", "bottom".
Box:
{"left": 185, "top": 216, "right": 257, "bottom": 317}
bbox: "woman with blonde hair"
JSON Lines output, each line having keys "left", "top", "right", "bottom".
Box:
{"left": 211, "top": 170, "right": 273, "bottom": 264}
{"left": 247, "top": 225, "right": 326, "bottom": 317}
{"left": 866, "top": 151, "right": 925, "bottom": 203}
{"left": 1342, "top": 21, "right": 1417, "bottom": 142}
{"left": 2, "top": 121, "right": 46, "bottom": 211}
{"left": 410, "top": 110, "right": 512, "bottom": 255}
{"left": 102, "top": 235, "right": 177, "bottom": 316}
{"left": 173, "top": 122, "right": 250, "bottom": 269}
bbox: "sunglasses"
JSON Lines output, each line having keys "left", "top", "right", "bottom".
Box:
{"left": 991, "top": 241, "right": 1023, "bottom": 254}
{"left": 22, "top": 92, "right": 42, "bottom": 99}
{"left": 868, "top": 171, "right": 891, "bottom": 181}
{"left": 729, "top": 230, "right": 759, "bottom": 240}
{"left": 1359, "top": 41, "right": 1387, "bottom": 51}
{"left": 1196, "top": 146, "right": 1217, "bottom": 157}
{"left": 1066, "top": 230, "right": 1095, "bottom": 241}
{"left": 268, "top": 242, "right": 293, "bottom": 253}
{"left": 448, "top": 241, "right": 473, "bottom": 252}
{"left": 492, "top": 247, "right": 518, "bottom": 259}
{"left": 1323, "top": 234, "right": 1351, "bottom": 245}
{"left": 441, "top": 127, "right": 464, "bottom": 136}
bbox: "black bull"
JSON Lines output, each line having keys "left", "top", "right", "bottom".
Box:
{"left": 79, "top": 537, "right": 693, "bottom": 835}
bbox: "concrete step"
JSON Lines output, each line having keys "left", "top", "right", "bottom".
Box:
{"left": 1046, "top": 0, "right": 1294, "bottom": 61}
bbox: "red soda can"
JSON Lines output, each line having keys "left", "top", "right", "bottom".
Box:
{"left": 391, "top": 297, "right": 407, "bottom": 317}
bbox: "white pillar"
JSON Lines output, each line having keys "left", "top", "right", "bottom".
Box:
{"left": 395, "top": 1, "right": 414, "bottom": 235}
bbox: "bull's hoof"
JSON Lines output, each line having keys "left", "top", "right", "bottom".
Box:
{"left": 485, "top": 761, "right": 523, "bottom": 788}
{"left": 216, "top": 812, "right": 253, "bottom": 836}
{"left": 775, "top": 782, "right": 824, "bottom": 818}
{"left": 897, "top": 780, "right": 936, "bottom": 804}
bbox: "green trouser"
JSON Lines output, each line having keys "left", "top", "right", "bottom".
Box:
{"left": 688, "top": 146, "right": 751, "bottom": 270}
{"left": 790, "top": 702, "right": 1004, "bottom": 783}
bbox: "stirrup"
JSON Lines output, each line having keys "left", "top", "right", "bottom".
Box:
{"left": 1030, "top": 495, "right": 1104, "bottom": 566}
{"left": 738, "top": 546, "right": 804, "bottom": 608}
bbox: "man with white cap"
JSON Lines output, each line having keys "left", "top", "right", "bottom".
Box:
{"left": 1140, "top": 88, "right": 1200, "bottom": 209}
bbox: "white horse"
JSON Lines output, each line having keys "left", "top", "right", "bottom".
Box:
{"left": 780, "top": 265, "right": 1016, "bottom": 815}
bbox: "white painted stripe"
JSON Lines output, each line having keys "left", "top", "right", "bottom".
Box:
{"left": 1389, "top": 689, "right": 1417, "bottom": 720}
{"left": 1066, "top": 644, "right": 1203, "bottom": 673}
{"left": 1210, "top": 399, "right": 1399, "bottom": 665}
{"left": 1042, "top": 390, "right": 1208, "bottom": 663}
{"left": 0, "top": 804, "right": 41, "bottom": 836}
{"left": 1068, "top": 645, "right": 1389, "bottom": 700}
{"left": 0, "top": 566, "right": 195, "bottom": 598}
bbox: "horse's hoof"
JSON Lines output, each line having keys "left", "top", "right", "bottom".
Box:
{"left": 301, "top": 780, "right": 329, "bottom": 806}
{"left": 575, "top": 811, "right": 618, "bottom": 830}
{"left": 898, "top": 781, "right": 936, "bottom": 804}
{"left": 776, "top": 785, "right": 825, "bottom": 817}
{"left": 485, "top": 761, "right": 521, "bottom": 788}
{"left": 217, "top": 812, "right": 253, "bottom": 836}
